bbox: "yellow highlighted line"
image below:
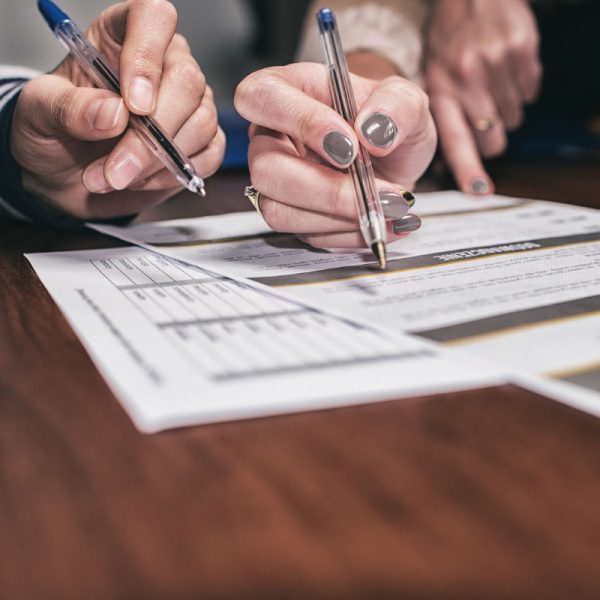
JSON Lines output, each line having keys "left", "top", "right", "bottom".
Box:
{"left": 277, "top": 238, "right": 600, "bottom": 289}
{"left": 546, "top": 360, "right": 600, "bottom": 380}
{"left": 444, "top": 310, "right": 600, "bottom": 347}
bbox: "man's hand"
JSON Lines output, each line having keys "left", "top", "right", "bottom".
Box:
{"left": 11, "top": 0, "right": 224, "bottom": 220}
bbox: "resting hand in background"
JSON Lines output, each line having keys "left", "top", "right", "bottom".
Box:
{"left": 235, "top": 58, "right": 436, "bottom": 250}
{"left": 10, "top": 0, "right": 224, "bottom": 221}
{"left": 426, "top": 0, "right": 542, "bottom": 195}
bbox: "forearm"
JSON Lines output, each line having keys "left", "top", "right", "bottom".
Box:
{"left": 298, "top": 0, "right": 431, "bottom": 81}
{"left": 346, "top": 50, "right": 401, "bottom": 79}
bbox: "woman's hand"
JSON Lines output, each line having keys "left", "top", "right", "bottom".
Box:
{"left": 426, "top": 0, "right": 542, "bottom": 194}
{"left": 235, "top": 62, "right": 436, "bottom": 249}
{"left": 11, "top": 0, "right": 224, "bottom": 221}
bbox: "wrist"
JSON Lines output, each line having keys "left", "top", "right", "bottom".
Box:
{"left": 346, "top": 50, "right": 405, "bottom": 80}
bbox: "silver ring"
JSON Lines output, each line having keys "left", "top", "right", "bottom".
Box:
{"left": 244, "top": 186, "right": 263, "bottom": 217}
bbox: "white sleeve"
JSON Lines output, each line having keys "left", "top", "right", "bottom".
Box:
{"left": 297, "top": 1, "right": 431, "bottom": 82}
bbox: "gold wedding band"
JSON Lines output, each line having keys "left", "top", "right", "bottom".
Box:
{"left": 244, "top": 186, "right": 263, "bottom": 217}
{"left": 474, "top": 117, "right": 497, "bottom": 133}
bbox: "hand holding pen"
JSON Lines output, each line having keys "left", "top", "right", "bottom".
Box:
{"left": 317, "top": 8, "right": 388, "bottom": 267}
{"left": 11, "top": 0, "right": 224, "bottom": 221}
{"left": 236, "top": 12, "right": 436, "bottom": 258}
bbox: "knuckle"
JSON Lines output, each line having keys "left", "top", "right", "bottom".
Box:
{"left": 508, "top": 31, "right": 528, "bottom": 53}
{"left": 204, "top": 85, "right": 215, "bottom": 101}
{"left": 483, "top": 41, "right": 508, "bottom": 67}
{"left": 172, "top": 33, "right": 191, "bottom": 53}
{"left": 455, "top": 48, "right": 477, "bottom": 82}
{"left": 190, "top": 105, "right": 219, "bottom": 143}
{"left": 234, "top": 69, "right": 279, "bottom": 117}
{"left": 172, "top": 59, "right": 206, "bottom": 98}
{"left": 201, "top": 135, "right": 226, "bottom": 179}
{"left": 173, "top": 58, "right": 203, "bottom": 84}
{"left": 213, "top": 128, "right": 227, "bottom": 158}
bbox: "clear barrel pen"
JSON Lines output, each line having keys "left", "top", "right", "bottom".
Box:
{"left": 317, "top": 8, "right": 387, "bottom": 269}
{"left": 37, "top": 0, "right": 206, "bottom": 197}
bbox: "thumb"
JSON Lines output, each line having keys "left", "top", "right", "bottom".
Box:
{"left": 356, "top": 76, "right": 432, "bottom": 158}
{"left": 18, "top": 74, "right": 128, "bottom": 141}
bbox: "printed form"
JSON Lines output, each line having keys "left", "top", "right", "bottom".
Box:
{"left": 95, "top": 192, "right": 600, "bottom": 417}
{"left": 27, "top": 247, "right": 500, "bottom": 432}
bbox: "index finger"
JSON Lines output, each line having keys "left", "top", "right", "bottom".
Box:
{"left": 101, "top": 0, "right": 178, "bottom": 115}
{"left": 235, "top": 63, "right": 359, "bottom": 168}
{"left": 431, "top": 92, "right": 494, "bottom": 196}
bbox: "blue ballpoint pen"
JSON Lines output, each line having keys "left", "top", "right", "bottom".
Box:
{"left": 37, "top": 0, "right": 206, "bottom": 197}
{"left": 317, "top": 9, "right": 387, "bottom": 269}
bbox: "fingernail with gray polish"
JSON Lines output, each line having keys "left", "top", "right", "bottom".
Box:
{"left": 393, "top": 214, "right": 422, "bottom": 235}
{"left": 470, "top": 177, "right": 491, "bottom": 195}
{"left": 361, "top": 113, "right": 398, "bottom": 148}
{"left": 323, "top": 131, "right": 354, "bottom": 166}
{"left": 380, "top": 192, "right": 409, "bottom": 219}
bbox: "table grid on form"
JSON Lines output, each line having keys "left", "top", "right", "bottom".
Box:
{"left": 90, "top": 253, "right": 421, "bottom": 381}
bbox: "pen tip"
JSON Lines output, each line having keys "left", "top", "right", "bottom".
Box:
{"left": 188, "top": 175, "right": 206, "bottom": 197}
{"left": 372, "top": 241, "right": 387, "bottom": 270}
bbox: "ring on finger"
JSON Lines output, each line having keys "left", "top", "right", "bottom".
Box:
{"left": 473, "top": 117, "right": 497, "bottom": 133}
{"left": 244, "top": 185, "right": 263, "bottom": 218}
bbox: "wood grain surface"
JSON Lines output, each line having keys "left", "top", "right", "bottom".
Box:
{"left": 1, "top": 161, "right": 599, "bottom": 599}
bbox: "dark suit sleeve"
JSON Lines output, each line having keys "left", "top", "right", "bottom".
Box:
{"left": 0, "top": 74, "right": 32, "bottom": 221}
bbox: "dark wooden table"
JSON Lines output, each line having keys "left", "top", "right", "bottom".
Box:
{"left": 1, "top": 159, "right": 600, "bottom": 600}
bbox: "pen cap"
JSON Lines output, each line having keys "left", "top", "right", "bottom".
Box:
{"left": 317, "top": 9, "right": 336, "bottom": 33}
{"left": 38, "top": 0, "right": 70, "bottom": 30}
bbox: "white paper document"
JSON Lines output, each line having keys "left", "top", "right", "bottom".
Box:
{"left": 27, "top": 246, "right": 501, "bottom": 432}
{"left": 95, "top": 192, "right": 600, "bottom": 416}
